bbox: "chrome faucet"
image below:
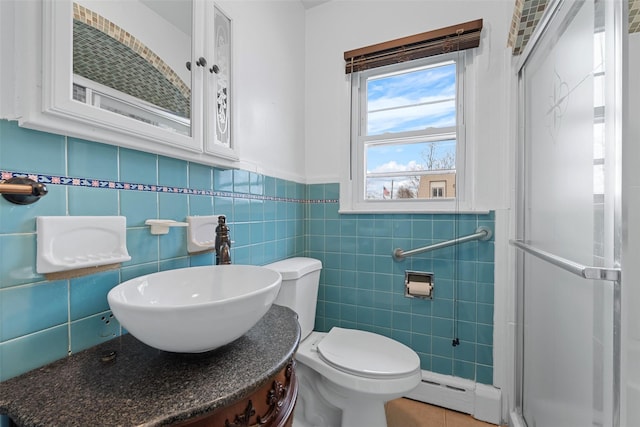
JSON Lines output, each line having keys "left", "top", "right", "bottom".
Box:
{"left": 214, "top": 215, "right": 231, "bottom": 265}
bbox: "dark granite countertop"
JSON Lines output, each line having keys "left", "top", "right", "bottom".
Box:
{"left": 0, "top": 305, "right": 300, "bottom": 427}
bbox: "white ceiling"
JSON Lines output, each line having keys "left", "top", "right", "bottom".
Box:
{"left": 140, "top": 0, "right": 192, "bottom": 35}
{"left": 139, "top": 0, "right": 331, "bottom": 34}
{"left": 300, "top": 0, "right": 331, "bottom": 9}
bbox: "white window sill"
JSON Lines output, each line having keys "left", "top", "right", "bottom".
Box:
{"left": 338, "top": 203, "right": 491, "bottom": 215}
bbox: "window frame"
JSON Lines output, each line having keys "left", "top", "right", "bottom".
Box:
{"left": 341, "top": 51, "right": 473, "bottom": 213}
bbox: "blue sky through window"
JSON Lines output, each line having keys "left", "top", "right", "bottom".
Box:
{"left": 366, "top": 62, "right": 456, "bottom": 174}
{"left": 364, "top": 60, "right": 457, "bottom": 199}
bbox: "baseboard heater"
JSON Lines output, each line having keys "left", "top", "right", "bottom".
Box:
{"left": 405, "top": 370, "right": 502, "bottom": 425}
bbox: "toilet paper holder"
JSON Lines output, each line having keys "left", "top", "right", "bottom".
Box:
{"left": 405, "top": 271, "right": 434, "bottom": 299}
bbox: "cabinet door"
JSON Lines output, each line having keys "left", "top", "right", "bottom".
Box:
{"left": 29, "top": 0, "right": 204, "bottom": 153}
{"left": 203, "top": 3, "right": 237, "bottom": 161}
{"left": 6, "top": 0, "right": 240, "bottom": 167}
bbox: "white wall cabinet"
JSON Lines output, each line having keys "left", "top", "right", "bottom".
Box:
{"left": 6, "top": 0, "right": 236, "bottom": 167}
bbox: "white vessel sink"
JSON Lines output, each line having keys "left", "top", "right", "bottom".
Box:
{"left": 107, "top": 265, "right": 282, "bottom": 353}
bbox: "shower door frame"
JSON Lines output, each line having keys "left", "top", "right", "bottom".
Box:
{"left": 512, "top": 0, "right": 626, "bottom": 426}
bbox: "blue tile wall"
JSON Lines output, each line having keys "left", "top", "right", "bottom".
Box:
{"left": 307, "top": 183, "right": 495, "bottom": 385}
{"left": 0, "top": 120, "right": 494, "bottom": 393}
{"left": 0, "top": 120, "right": 305, "bottom": 384}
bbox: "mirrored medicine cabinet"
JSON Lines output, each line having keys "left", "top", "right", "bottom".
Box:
{"left": 15, "top": 0, "right": 236, "bottom": 166}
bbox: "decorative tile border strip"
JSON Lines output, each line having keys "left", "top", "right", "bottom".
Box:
{"left": 1, "top": 170, "right": 338, "bottom": 204}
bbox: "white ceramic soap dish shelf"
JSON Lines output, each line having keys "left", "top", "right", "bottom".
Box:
{"left": 36, "top": 216, "right": 131, "bottom": 274}
{"left": 145, "top": 219, "right": 188, "bottom": 235}
{"left": 187, "top": 215, "right": 220, "bottom": 253}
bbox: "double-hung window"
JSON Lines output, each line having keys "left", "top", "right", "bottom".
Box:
{"left": 341, "top": 20, "right": 482, "bottom": 213}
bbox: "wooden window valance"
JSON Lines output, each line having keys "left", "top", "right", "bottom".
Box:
{"left": 343, "top": 19, "right": 483, "bottom": 74}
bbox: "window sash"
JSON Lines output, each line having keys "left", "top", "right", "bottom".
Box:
{"left": 346, "top": 51, "right": 468, "bottom": 212}
{"left": 363, "top": 133, "right": 457, "bottom": 180}
{"left": 357, "top": 55, "right": 461, "bottom": 202}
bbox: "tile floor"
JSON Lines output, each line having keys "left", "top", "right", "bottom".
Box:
{"left": 385, "top": 398, "right": 501, "bottom": 427}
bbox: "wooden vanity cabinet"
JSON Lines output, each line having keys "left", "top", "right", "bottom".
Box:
{"left": 177, "top": 360, "right": 297, "bottom": 427}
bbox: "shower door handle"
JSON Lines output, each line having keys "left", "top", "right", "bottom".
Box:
{"left": 510, "top": 240, "right": 621, "bottom": 282}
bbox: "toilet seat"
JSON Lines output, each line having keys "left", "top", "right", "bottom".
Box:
{"left": 316, "top": 327, "right": 420, "bottom": 379}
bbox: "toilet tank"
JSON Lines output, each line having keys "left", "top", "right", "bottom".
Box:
{"left": 265, "top": 257, "right": 322, "bottom": 339}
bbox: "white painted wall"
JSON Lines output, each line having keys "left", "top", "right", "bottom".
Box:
{"left": 303, "top": 4, "right": 515, "bottom": 419}
{"left": 0, "top": 0, "right": 307, "bottom": 180}
{"left": 303, "top": 0, "right": 513, "bottom": 211}
{"left": 622, "top": 31, "right": 640, "bottom": 427}
{"left": 218, "top": 1, "right": 307, "bottom": 183}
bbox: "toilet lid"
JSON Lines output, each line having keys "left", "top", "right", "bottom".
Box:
{"left": 316, "top": 327, "right": 420, "bottom": 379}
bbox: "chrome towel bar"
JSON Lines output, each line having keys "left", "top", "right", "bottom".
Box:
{"left": 393, "top": 226, "right": 492, "bottom": 261}
{"left": 510, "top": 240, "right": 621, "bottom": 282}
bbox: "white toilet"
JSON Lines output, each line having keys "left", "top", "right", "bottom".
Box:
{"left": 265, "top": 257, "right": 422, "bottom": 427}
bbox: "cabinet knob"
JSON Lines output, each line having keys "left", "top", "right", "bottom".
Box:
{"left": 210, "top": 64, "right": 220, "bottom": 74}
{"left": 187, "top": 58, "right": 208, "bottom": 70}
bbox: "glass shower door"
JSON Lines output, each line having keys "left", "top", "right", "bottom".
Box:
{"left": 514, "top": 0, "right": 624, "bottom": 426}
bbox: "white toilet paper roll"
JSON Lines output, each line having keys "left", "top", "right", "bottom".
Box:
{"left": 407, "top": 281, "right": 433, "bottom": 296}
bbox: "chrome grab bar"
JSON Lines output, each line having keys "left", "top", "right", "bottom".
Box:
{"left": 510, "top": 240, "right": 621, "bottom": 282}
{"left": 393, "top": 226, "right": 492, "bottom": 261}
